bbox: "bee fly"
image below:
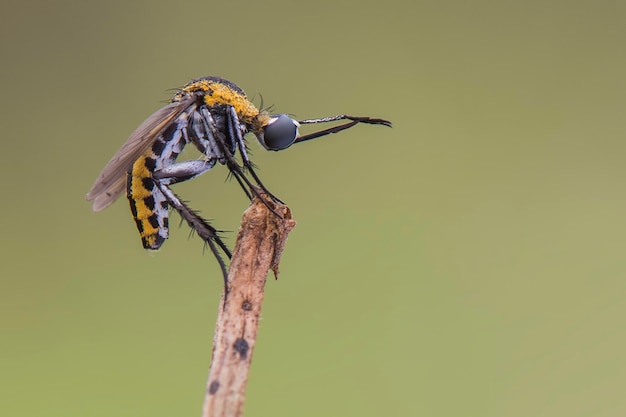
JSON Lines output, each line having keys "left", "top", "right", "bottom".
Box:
{"left": 87, "top": 76, "right": 391, "bottom": 281}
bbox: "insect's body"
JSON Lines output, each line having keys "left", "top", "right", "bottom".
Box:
{"left": 87, "top": 76, "right": 391, "bottom": 282}
{"left": 126, "top": 78, "right": 260, "bottom": 249}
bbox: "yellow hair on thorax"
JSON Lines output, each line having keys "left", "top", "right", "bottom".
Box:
{"left": 180, "top": 79, "right": 260, "bottom": 124}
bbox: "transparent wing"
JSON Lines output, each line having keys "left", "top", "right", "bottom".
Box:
{"left": 86, "top": 97, "right": 196, "bottom": 211}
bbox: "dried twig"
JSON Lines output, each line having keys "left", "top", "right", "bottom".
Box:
{"left": 202, "top": 193, "right": 296, "bottom": 417}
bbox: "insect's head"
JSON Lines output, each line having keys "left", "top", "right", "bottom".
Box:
{"left": 257, "top": 114, "right": 300, "bottom": 151}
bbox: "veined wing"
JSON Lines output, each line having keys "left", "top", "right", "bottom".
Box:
{"left": 87, "top": 97, "right": 196, "bottom": 211}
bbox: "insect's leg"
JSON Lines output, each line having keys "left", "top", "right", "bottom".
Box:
{"left": 184, "top": 107, "right": 252, "bottom": 200}
{"left": 194, "top": 107, "right": 271, "bottom": 205}
{"left": 225, "top": 106, "right": 284, "bottom": 204}
{"left": 154, "top": 179, "right": 231, "bottom": 286}
{"left": 151, "top": 158, "right": 231, "bottom": 284}
{"left": 152, "top": 159, "right": 217, "bottom": 185}
{"left": 180, "top": 113, "right": 250, "bottom": 201}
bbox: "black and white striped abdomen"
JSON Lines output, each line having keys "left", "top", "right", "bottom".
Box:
{"left": 126, "top": 121, "right": 187, "bottom": 250}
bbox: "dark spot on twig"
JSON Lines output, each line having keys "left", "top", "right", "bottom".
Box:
{"left": 233, "top": 338, "right": 249, "bottom": 359}
{"left": 242, "top": 300, "right": 252, "bottom": 311}
{"left": 208, "top": 380, "right": 220, "bottom": 395}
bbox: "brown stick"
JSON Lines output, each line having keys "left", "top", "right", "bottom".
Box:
{"left": 202, "top": 193, "right": 296, "bottom": 417}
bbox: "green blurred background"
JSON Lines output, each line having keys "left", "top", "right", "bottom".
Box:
{"left": 2, "top": 0, "right": 625, "bottom": 415}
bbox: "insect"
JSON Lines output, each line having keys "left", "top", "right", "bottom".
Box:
{"left": 87, "top": 76, "right": 391, "bottom": 281}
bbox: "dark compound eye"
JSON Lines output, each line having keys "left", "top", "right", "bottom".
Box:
{"left": 261, "top": 114, "right": 299, "bottom": 151}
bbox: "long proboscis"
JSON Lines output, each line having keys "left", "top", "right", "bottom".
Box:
{"left": 294, "top": 115, "right": 392, "bottom": 144}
